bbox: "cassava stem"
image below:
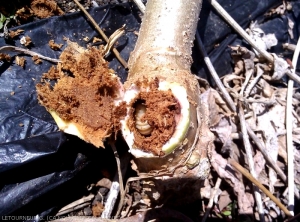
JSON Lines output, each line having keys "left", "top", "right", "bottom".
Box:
{"left": 37, "top": 0, "right": 204, "bottom": 173}
{"left": 121, "top": 0, "right": 203, "bottom": 172}
{"left": 127, "top": 0, "right": 201, "bottom": 76}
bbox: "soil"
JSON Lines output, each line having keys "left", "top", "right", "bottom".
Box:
{"left": 36, "top": 42, "right": 122, "bottom": 147}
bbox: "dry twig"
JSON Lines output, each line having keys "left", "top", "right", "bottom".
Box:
{"left": 246, "top": 125, "right": 288, "bottom": 184}
{"left": 238, "top": 102, "right": 265, "bottom": 221}
{"left": 210, "top": 0, "right": 273, "bottom": 62}
{"left": 201, "top": 178, "right": 222, "bottom": 222}
{"left": 72, "top": 0, "right": 128, "bottom": 68}
{"left": 196, "top": 32, "right": 236, "bottom": 112}
{"left": 286, "top": 36, "right": 300, "bottom": 216}
{"left": 101, "top": 142, "right": 126, "bottom": 219}
{"left": 133, "top": 0, "right": 145, "bottom": 13}
{"left": 229, "top": 159, "right": 293, "bottom": 217}
{"left": 0, "top": 46, "right": 60, "bottom": 63}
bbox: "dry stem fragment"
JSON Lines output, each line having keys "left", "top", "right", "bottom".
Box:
{"left": 238, "top": 102, "right": 265, "bottom": 220}
{"left": 0, "top": 46, "right": 60, "bottom": 63}
{"left": 229, "top": 159, "right": 292, "bottom": 217}
{"left": 286, "top": 36, "right": 300, "bottom": 216}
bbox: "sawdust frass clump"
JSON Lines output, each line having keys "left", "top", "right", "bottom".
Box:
{"left": 36, "top": 42, "right": 123, "bottom": 147}
{"left": 30, "top": 0, "right": 64, "bottom": 18}
{"left": 127, "top": 83, "right": 180, "bottom": 156}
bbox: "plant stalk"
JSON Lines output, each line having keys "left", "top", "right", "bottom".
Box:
{"left": 127, "top": 0, "right": 202, "bottom": 87}
{"left": 123, "top": 0, "right": 203, "bottom": 172}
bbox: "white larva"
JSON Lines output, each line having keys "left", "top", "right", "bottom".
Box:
{"left": 135, "top": 103, "right": 153, "bottom": 136}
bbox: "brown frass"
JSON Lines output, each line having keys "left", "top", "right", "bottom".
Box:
{"left": 36, "top": 43, "right": 121, "bottom": 147}
{"left": 128, "top": 85, "right": 180, "bottom": 156}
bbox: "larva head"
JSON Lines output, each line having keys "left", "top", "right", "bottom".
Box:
{"left": 120, "top": 79, "right": 191, "bottom": 159}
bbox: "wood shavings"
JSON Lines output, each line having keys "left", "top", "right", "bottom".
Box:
{"left": 30, "top": 0, "right": 64, "bottom": 19}
{"left": 8, "top": 29, "right": 24, "bottom": 39}
{"left": 48, "top": 40, "right": 63, "bottom": 50}
{"left": 15, "top": 6, "right": 34, "bottom": 22}
{"left": 20, "top": 36, "right": 32, "bottom": 47}
{"left": 92, "top": 202, "right": 104, "bottom": 217}
{"left": 92, "top": 37, "right": 102, "bottom": 43}
{"left": 32, "top": 55, "right": 42, "bottom": 64}
{"left": 83, "top": 36, "right": 90, "bottom": 42}
{"left": 0, "top": 53, "right": 11, "bottom": 62}
{"left": 15, "top": 56, "right": 26, "bottom": 67}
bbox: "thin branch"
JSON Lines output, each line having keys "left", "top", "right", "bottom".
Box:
{"left": 228, "top": 159, "right": 293, "bottom": 217}
{"left": 246, "top": 124, "right": 288, "bottom": 184}
{"left": 286, "top": 36, "right": 300, "bottom": 216}
{"left": 239, "top": 69, "right": 254, "bottom": 97}
{"left": 0, "top": 46, "right": 60, "bottom": 63}
{"left": 72, "top": 0, "right": 128, "bottom": 69}
{"left": 238, "top": 102, "right": 265, "bottom": 221}
{"left": 201, "top": 178, "right": 222, "bottom": 222}
{"left": 244, "top": 64, "right": 264, "bottom": 97}
{"left": 100, "top": 181, "right": 119, "bottom": 219}
{"left": 210, "top": 0, "right": 273, "bottom": 62}
{"left": 101, "top": 141, "right": 125, "bottom": 219}
{"left": 133, "top": 0, "right": 146, "bottom": 13}
{"left": 283, "top": 43, "right": 296, "bottom": 51}
{"left": 110, "top": 142, "right": 125, "bottom": 217}
{"left": 286, "top": 212, "right": 300, "bottom": 222}
{"left": 195, "top": 32, "right": 236, "bottom": 112}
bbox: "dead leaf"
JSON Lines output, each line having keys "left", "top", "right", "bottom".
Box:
{"left": 253, "top": 151, "right": 265, "bottom": 176}
{"left": 252, "top": 102, "right": 278, "bottom": 193}
{"left": 218, "top": 190, "right": 232, "bottom": 211}
{"left": 271, "top": 54, "right": 290, "bottom": 80}
{"left": 210, "top": 150, "right": 254, "bottom": 215}
{"left": 210, "top": 116, "right": 236, "bottom": 153}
